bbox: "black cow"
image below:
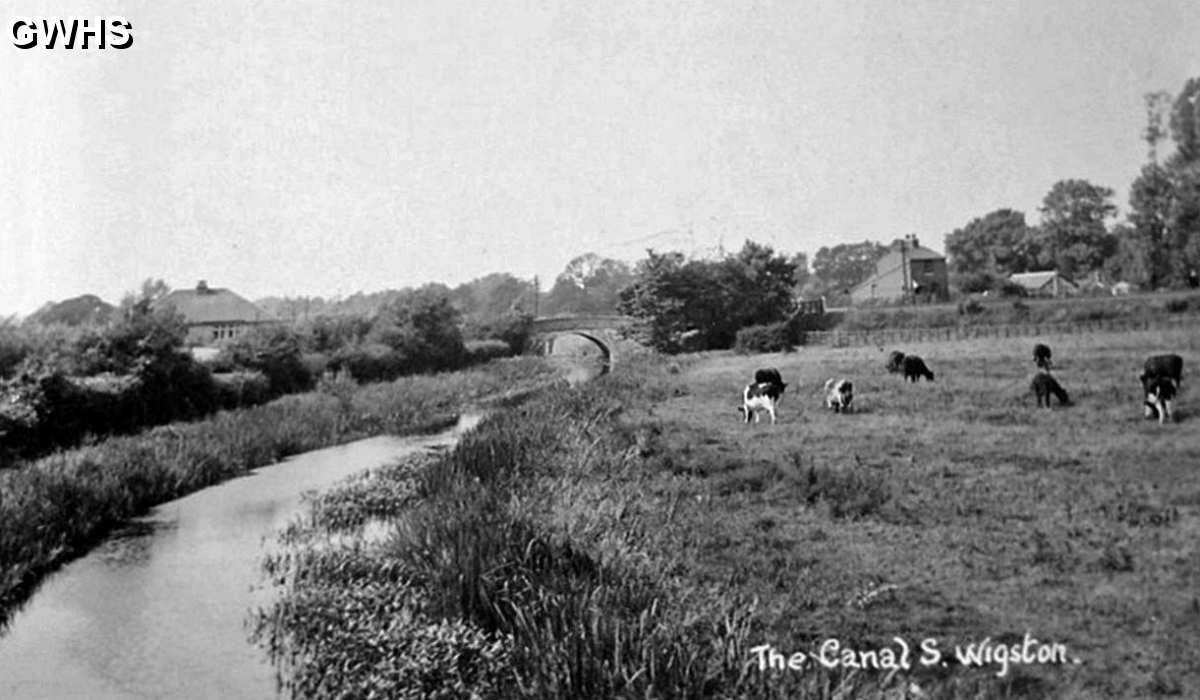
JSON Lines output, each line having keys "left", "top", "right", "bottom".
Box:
{"left": 1033, "top": 343, "right": 1052, "bottom": 370}
{"left": 1140, "top": 354, "right": 1183, "bottom": 386}
{"left": 755, "top": 367, "right": 784, "bottom": 386}
{"left": 1030, "top": 371, "right": 1070, "bottom": 407}
{"left": 885, "top": 350, "right": 906, "bottom": 374}
{"left": 901, "top": 355, "right": 935, "bottom": 382}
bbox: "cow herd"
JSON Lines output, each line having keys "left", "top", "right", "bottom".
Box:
{"left": 737, "top": 344, "right": 1186, "bottom": 425}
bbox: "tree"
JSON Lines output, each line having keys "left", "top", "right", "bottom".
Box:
{"left": 810, "top": 241, "right": 888, "bottom": 295}
{"left": 1168, "top": 78, "right": 1200, "bottom": 164}
{"left": 1143, "top": 91, "right": 1174, "bottom": 165}
{"left": 944, "top": 209, "right": 1040, "bottom": 276}
{"left": 789, "top": 252, "right": 811, "bottom": 293}
{"left": 618, "top": 242, "right": 799, "bottom": 352}
{"left": 720, "top": 240, "right": 799, "bottom": 329}
{"left": 1038, "top": 179, "right": 1118, "bottom": 279}
{"left": 451, "top": 273, "right": 534, "bottom": 323}
{"left": 369, "top": 284, "right": 465, "bottom": 372}
{"left": 541, "top": 254, "right": 634, "bottom": 315}
{"left": 1127, "top": 163, "right": 1174, "bottom": 287}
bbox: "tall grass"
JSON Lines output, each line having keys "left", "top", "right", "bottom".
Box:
{"left": 0, "top": 357, "right": 556, "bottom": 626}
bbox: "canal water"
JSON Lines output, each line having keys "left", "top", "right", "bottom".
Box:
{"left": 0, "top": 415, "right": 481, "bottom": 700}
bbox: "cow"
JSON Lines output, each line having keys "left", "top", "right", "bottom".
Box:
{"left": 1030, "top": 371, "right": 1070, "bottom": 408}
{"left": 1033, "top": 343, "right": 1052, "bottom": 371}
{"left": 1140, "top": 354, "right": 1183, "bottom": 387}
{"left": 1143, "top": 374, "right": 1177, "bottom": 424}
{"left": 885, "top": 350, "right": 906, "bottom": 374}
{"left": 823, "top": 378, "right": 854, "bottom": 413}
{"left": 739, "top": 380, "right": 787, "bottom": 424}
{"left": 901, "top": 355, "right": 935, "bottom": 382}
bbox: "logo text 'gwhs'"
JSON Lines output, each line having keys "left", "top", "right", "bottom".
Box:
{"left": 12, "top": 17, "right": 133, "bottom": 49}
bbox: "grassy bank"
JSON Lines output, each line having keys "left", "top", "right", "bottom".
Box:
{"left": 258, "top": 328, "right": 1200, "bottom": 698}
{"left": 0, "top": 357, "right": 556, "bottom": 627}
{"left": 835, "top": 290, "right": 1200, "bottom": 332}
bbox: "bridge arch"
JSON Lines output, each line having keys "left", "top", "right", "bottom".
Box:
{"left": 529, "top": 315, "right": 632, "bottom": 372}
{"left": 542, "top": 330, "right": 612, "bottom": 368}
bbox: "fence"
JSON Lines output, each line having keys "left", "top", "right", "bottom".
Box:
{"left": 804, "top": 314, "right": 1200, "bottom": 348}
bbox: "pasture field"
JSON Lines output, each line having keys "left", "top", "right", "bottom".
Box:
{"left": 257, "top": 328, "right": 1200, "bottom": 699}
{"left": 644, "top": 328, "right": 1200, "bottom": 697}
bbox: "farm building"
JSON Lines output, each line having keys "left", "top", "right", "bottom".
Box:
{"left": 156, "top": 281, "right": 277, "bottom": 346}
{"left": 849, "top": 237, "right": 949, "bottom": 304}
{"left": 1008, "top": 270, "right": 1079, "bottom": 298}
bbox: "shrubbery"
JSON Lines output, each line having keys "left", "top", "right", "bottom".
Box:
{"left": 733, "top": 322, "right": 794, "bottom": 354}
{"left": 464, "top": 339, "right": 513, "bottom": 364}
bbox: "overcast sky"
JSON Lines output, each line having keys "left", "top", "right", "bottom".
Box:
{"left": 2, "top": 0, "right": 1198, "bottom": 314}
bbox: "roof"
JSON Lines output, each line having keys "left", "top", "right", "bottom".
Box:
{"left": 906, "top": 245, "right": 945, "bottom": 261}
{"left": 157, "top": 286, "right": 275, "bottom": 325}
{"left": 1008, "top": 271, "right": 1078, "bottom": 290}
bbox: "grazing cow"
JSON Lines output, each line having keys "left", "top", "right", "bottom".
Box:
{"left": 1033, "top": 343, "right": 1053, "bottom": 370}
{"left": 1030, "top": 371, "right": 1070, "bottom": 407}
{"left": 824, "top": 378, "right": 854, "bottom": 413}
{"left": 901, "top": 355, "right": 935, "bottom": 382}
{"left": 885, "top": 350, "right": 906, "bottom": 374}
{"left": 1143, "top": 374, "right": 1177, "bottom": 424}
{"left": 1140, "top": 354, "right": 1183, "bottom": 387}
{"left": 738, "top": 368, "right": 788, "bottom": 424}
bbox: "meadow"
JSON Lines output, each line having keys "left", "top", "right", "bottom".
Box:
{"left": 257, "top": 326, "right": 1200, "bottom": 699}
{"left": 0, "top": 357, "right": 556, "bottom": 627}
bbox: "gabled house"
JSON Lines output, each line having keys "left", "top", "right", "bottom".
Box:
{"left": 849, "top": 237, "right": 950, "bottom": 304}
{"left": 1008, "top": 271, "right": 1078, "bottom": 298}
{"left": 157, "top": 281, "right": 276, "bottom": 346}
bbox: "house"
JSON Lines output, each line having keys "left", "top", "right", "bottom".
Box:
{"left": 156, "top": 281, "right": 276, "bottom": 346}
{"left": 849, "top": 237, "right": 950, "bottom": 304}
{"left": 1008, "top": 271, "right": 1079, "bottom": 298}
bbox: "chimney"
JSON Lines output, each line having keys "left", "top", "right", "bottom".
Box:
{"left": 196, "top": 280, "right": 209, "bottom": 293}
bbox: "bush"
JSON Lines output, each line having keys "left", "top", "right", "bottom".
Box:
{"left": 464, "top": 339, "right": 513, "bottom": 364}
{"left": 212, "top": 371, "right": 271, "bottom": 409}
{"left": 219, "top": 325, "right": 313, "bottom": 396}
{"left": 464, "top": 313, "right": 534, "bottom": 355}
{"left": 733, "top": 322, "right": 793, "bottom": 354}
{"left": 329, "top": 343, "right": 409, "bottom": 383}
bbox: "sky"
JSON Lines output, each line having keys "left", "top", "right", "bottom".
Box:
{"left": 2, "top": 1, "right": 1199, "bottom": 315}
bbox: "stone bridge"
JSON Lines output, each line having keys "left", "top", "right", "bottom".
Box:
{"left": 529, "top": 314, "right": 632, "bottom": 367}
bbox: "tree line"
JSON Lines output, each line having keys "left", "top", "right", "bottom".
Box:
{"left": 946, "top": 78, "right": 1200, "bottom": 293}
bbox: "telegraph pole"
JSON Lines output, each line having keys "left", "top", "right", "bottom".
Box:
{"left": 533, "top": 275, "right": 539, "bottom": 317}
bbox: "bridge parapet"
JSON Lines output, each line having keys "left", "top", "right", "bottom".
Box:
{"left": 530, "top": 314, "right": 632, "bottom": 334}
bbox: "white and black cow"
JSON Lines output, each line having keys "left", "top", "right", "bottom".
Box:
{"left": 1143, "top": 374, "right": 1178, "bottom": 424}
{"left": 1140, "top": 354, "right": 1183, "bottom": 425}
{"left": 1033, "top": 343, "right": 1052, "bottom": 371}
{"left": 1030, "top": 371, "right": 1070, "bottom": 408}
{"left": 824, "top": 378, "right": 854, "bottom": 413}
{"left": 738, "top": 368, "right": 788, "bottom": 424}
